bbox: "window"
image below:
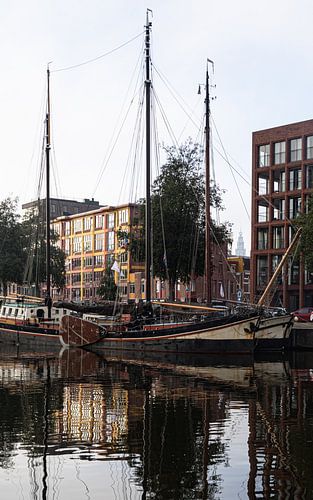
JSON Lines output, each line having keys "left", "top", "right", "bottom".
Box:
{"left": 120, "top": 252, "right": 128, "bottom": 263}
{"left": 290, "top": 138, "right": 302, "bottom": 162}
{"left": 119, "top": 209, "right": 128, "bottom": 225}
{"left": 274, "top": 141, "right": 286, "bottom": 164}
{"left": 257, "top": 256, "right": 268, "bottom": 287}
{"left": 84, "top": 256, "right": 93, "bottom": 267}
{"left": 257, "top": 203, "right": 268, "bottom": 222}
{"left": 258, "top": 174, "right": 268, "bottom": 195}
{"left": 289, "top": 168, "right": 302, "bottom": 190}
{"left": 107, "top": 213, "right": 115, "bottom": 229}
{"left": 288, "top": 261, "right": 299, "bottom": 285}
{"left": 83, "top": 234, "right": 92, "bottom": 252}
{"left": 273, "top": 170, "right": 286, "bottom": 192}
{"left": 258, "top": 144, "right": 270, "bottom": 167}
{"left": 129, "top": 283, "right": 135, "bottom": 294}
{"left": 95, "top": 214, "right": 104, "bottom": 228}
{"left": 307, "top": 136, "right": 313, "bottom": 159}
{"left": 94, "top": 255, "right": 104, "bottom": 267}
{"left": 73, "top": 219, "right": 82, "bottom": 233}
{"left": 72, "top": 273, "right": 81, "bottom": 284}
{"left": 95, "top": 233, "right": 104, "bottom": 251}
{"left": 289, "top": 197, "right": 301, "bottom": 219}
{"left": 273, "top": 199, "right": 285, "bottom": 220}
{"left": 64, "top": 238, "right": 70, "bottom": 255}
{"left": 306, "top": 165, "right": 313, "bottom": 188}
{"left": 73, "top": 236, "right": 82, "bottom": 253}
{"left": 272, "top": 255, "right": 282, "bottom": 284}
{"left": 108, "top": 231, "right": 115, "bottom": 251}
{"left": 84, "top": 216, "right": 92, "bottom": 231}
{"left": 64, "top": 221, "right": 71, "bottom": 236}
{"left": 72, "top": 257, "right": 81, "bottom": 269}
{"left": 272, "top": 226, "right": 284, "bottom": 249}
{"left": 257, "top": 228, "right": 268, "bottom": 250}
{"left": 120, "top": 268, "right": 128, "bottom": 280}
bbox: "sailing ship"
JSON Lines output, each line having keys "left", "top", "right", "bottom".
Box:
{"left": 59, "top": 12, "right": 295, "bottom": 354}
{"left": 0, "top": 68, "right": 72, "bottom": 348}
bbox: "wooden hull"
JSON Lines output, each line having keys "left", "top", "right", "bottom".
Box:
{"left": 61, "top": 315, "right": 260, "bottom": 354}
{"left": 254, "top": 315, "right": 293, "bottom": 351}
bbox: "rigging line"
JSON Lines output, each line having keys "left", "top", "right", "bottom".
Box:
{"left": 152, "top": 88, "right": 179, "bottom": 148}
{"left": 52, "top": 31, "right": 145, "bottom": 72}
{"left": 152, "top": 93, "right": 170, "bottom": 281}
{"left": 91, "top": 45, "right": 145, "bottom": 199}
{"left": 151, "top": 62, "right": 202, "bottom": 130}
{"left": 91, "top": 84, "right": 144, "bottom": 198}
{"left": 94, "top": 40, "right": 144, "bottom": 189}
{"left": 212, "top": 117, "right": 250, "bottom": 221}
{"left": 210, "top": 222, "right": 246, "bottom": 298}
{"left": 118, "top": 86, "right": 145, "bottom": 204}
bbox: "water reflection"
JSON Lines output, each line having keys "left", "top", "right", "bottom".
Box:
{"left": 0, "top": 345, "right": 312, "bottom": 498}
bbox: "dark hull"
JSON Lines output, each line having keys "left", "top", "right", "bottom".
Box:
{"left": 0, "top": 324, "right": 61, "bottom": 350}
{"left": 89, "top": 337, "right": 256, "bottom": 354}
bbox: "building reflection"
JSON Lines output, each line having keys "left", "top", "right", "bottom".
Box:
{"left": 0, "top": 348, "right": 313, "bottom": 497}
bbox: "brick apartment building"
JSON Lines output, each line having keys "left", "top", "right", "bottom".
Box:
{"left": 251, "top": 119, "right": 313, "bottom": 310}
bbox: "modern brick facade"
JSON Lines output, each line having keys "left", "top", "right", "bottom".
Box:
{"left": 251, "top": 119, "right": 313, "bottom": 310}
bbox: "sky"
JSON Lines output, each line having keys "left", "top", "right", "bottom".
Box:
{"left": 1, "top": 0, "right": 313, "bottom": 254}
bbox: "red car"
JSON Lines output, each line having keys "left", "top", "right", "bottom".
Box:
{"left": 291, "top": 307, "right": 313, "bottom": 322}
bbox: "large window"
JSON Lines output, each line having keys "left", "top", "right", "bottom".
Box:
{"left": 107, "top": 213, "right": 115, "bottom": 229}
{"left": 83, "top": 216, "right": 92, "bottom": 231}
{"left": 290, "top": 138, "right": 302, "bottom": 162}
{"left": 73, "top": 219, "right": 82, "bottom": 233}
{"left": 257, "top": 256, "right": 268, "bottom": 287}
{"left": 289, "top": 197, "right": 301, "bottom": 219}
{"left": 95, "top": 233, "right": 104, "bottom": 251}
{"left": 307, "top": 136, "right": 313, "bottom": 159}
{"left": 83, "top": 234, "right": 92, "bottom": 252}
{"left": 258, "top": 174, "right": 268, "bottom": 195}
{"left": 272, "top": 226, "right": 284, "bottom": 249}
{"left": 258, "top": 144, "right": 270, "bottom": 167}
{"left": 257, "top": 203, "right": 268, "bottom": 222}
{"left": 108, "top": 231, "right": 115, "bottom": 251}
{"left": 289, "top": 168, "right": 302, "bottom": 191}
{"left": 257, "top": 228, "right": 268, "bottom": 250}
{"left": 274, "top": 141, "right": 286, "bottom": 164}
{"left": 73, "top": 236, "right": 82, "bottom": 253}
{"left": 272, "top": 255, "right": 282, "bottom": 284}
{"left": 273, "top": 170, "right": 286, "bottom": 192}
{"left": 119, "top": 209, "right": 129, "bottom": 225}
{"left": 306, "top": 165, "right": 313, "bottom": 188}
{"left": 95, "top": 215, "right": 104, "bottom": 229}
{"left": 273, "top": 199, "right": 285, "bottom": 220}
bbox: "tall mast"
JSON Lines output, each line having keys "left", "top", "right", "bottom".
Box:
{"left": 145, "top": 10, "right": 152, "bottom": 303}
{"left": 205, "top": 60, "right": 212, "bottom": 305}
{"left": 45, "top": 67, "right": 52, "bottom": 318}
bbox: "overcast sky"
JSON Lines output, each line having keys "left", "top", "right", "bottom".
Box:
{"left": 1, "top": 0, "right": 313, "bottom": 253}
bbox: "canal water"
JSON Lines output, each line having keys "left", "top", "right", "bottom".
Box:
{"left": 0, "top": 346, "right": 312, "bottom": 499}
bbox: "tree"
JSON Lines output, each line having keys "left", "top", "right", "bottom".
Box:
{"left": 296, "top": 195, "right": 313, "bottom": 273}
{"left": 0, "top": 198, "right": 25, "bottom": 295}
{"left": 21, "top": 209, "right": 66, "bottom": 294}
{"left": 97, "top": 266, "right": 117, "bottom": 301}
{"left": 124, "top": 140, "right": 232, "bottom": 300}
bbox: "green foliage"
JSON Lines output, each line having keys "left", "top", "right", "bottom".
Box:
{"left": 125, "top": 140, "right": 232, "bottom": 298}
{"left": 296, "top": 195, "right": 313, "bottom": 273}
{"left": 0, "top": 198, "right": 25, "bottom": 294}
{"left": 97, "top": 266, "right": 117, "bottom": 300}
